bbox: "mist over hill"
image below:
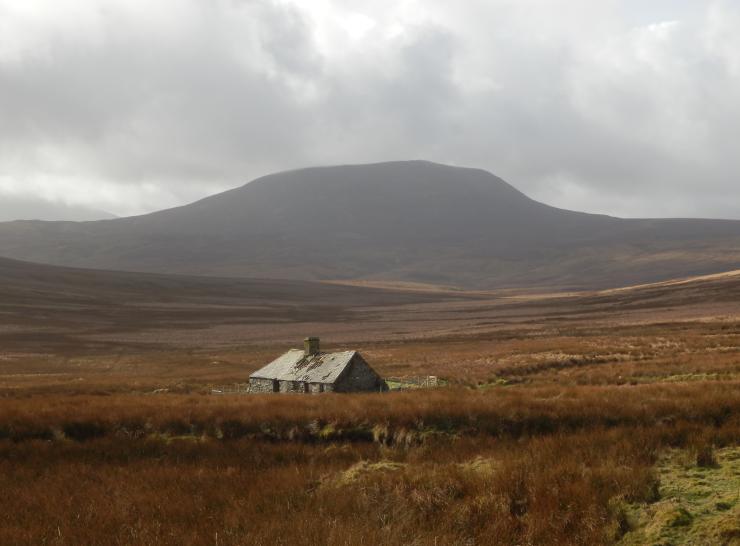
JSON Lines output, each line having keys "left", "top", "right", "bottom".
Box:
{"left": 0, "top": 196, "right": 115, "bottom": 222}
{"left": 0, "top": 161, "right": 738, "bottom": 289}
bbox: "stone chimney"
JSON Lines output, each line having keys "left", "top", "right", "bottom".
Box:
{"left": 304, "top": 337, "right": 320, "bottom": 356}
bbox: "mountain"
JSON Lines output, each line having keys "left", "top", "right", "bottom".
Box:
{"left": 0, "top": 160, "right": 738, "bottom": 289}
{"left": 0, "top": 196, "right": 115, "bottom": 221}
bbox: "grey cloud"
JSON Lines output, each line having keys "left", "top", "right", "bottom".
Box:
{"left": 0, "top": 1, "right": 323, "bottom": 201}
{"left": 0, "top": 0, "right": 739, "bottom": 219}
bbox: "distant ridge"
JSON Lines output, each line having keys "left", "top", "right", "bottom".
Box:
{"left": 0, "top": 160, "right": 738, "bottom": 289}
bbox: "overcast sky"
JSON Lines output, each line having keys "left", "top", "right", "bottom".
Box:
{"left": 1, "top": 0, "right": 739, "bottom": 219}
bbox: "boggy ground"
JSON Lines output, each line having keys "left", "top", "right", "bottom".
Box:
{"left": 1, "top": 265, "right": 740, "bottom": 544}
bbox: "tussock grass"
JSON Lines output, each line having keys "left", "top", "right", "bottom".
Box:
{"left": 2, "top": 381, "right": 740, "bottom": 444}
{"left": 0, "top": 382, "right": 739, "bottom": 544}
{"left": 0, "top": 430, "right": 663, "bottom": 546}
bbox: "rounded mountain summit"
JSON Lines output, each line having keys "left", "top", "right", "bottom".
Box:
{"left": 0, "top": 160, "right": 738, "bottom": 289}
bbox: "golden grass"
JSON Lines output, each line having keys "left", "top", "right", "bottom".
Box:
{"left": 2, "top": 274, "right": 740, "bottom": 544}
{"left": 2, "top": 389, "right": 738, "bottom": 546}
{"left": 2, "top": 318, "right": 739, "bottom": 396}
{"left": 1, "top": 378, "right": 739, "bottom": 544}
{"left": 1, "top": 381, "right": 739, "bottom": 443}
{"left": 0, "top": 427, "right": 663, "bottom": 545}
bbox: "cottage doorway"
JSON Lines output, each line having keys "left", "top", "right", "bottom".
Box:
{"left": 272, "top": 380, "right": 279, "bottom": 392}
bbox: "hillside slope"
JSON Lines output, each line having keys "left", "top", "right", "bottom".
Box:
{"left": 0, "top": 255, "right": 446, "bottom": 311}
{"left": 0, "top": 255, "right": 460, "bottom": 354}
{"left": 0, "top": 161, "right": 738, "bottom": 288}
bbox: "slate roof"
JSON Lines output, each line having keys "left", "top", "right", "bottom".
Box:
{"left": 250, "top": 349, "right": 357, "bottom": 384}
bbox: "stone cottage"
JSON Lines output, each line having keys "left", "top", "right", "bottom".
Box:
{"left": 250, "top": 337, "right": 388, "bottom": 394}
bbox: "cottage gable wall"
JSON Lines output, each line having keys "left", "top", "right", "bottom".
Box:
{"left": 334, "top": 355, "right": 387, "bottom": 393}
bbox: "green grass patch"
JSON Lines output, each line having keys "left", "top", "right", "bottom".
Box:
{"left": 618, "top": 446, "right": 740, "bottom": 546}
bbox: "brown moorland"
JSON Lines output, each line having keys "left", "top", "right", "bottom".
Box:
{"left": 1, "top": 259, "right": 740, "bottom": 545}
